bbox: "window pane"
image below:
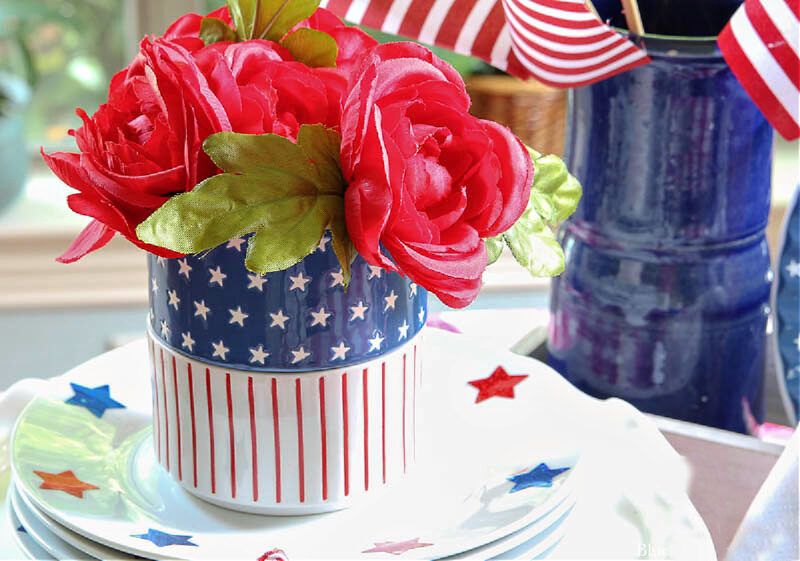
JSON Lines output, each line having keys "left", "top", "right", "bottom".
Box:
{"left": 0, "top": 0, "right": 127, "bottom": 152}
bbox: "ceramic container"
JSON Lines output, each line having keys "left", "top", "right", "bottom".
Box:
{"left": 548, "top": 3, "right": 773, "bottom": 433}
{"left": 146, "top": 236, "right": 427, "bottom": 514}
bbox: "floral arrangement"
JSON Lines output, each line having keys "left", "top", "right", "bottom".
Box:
{"left": 42, "top": 0, "right": 581, "bottom": 308}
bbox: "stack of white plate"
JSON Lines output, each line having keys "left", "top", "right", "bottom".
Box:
{"left": 5, "top": 330, "right": 715, "bottom": 560}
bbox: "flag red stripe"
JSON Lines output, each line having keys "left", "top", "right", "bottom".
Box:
{"left": 537, "top": 0, "right": 600, "bottom": 12}
{"left": 381, "top": 362, "right": 386, "bottom": 484}
{"left": 510, "top": 1, "right": 611, "bottom": 30}
{"left": 172, "top": 356, "right": 182, "bottom": 481}
{"left": 362, "top": 368, "right": 369, "bottom": 492}
{"left": 342, "top": 372, "right": 350, "bottom": 496}
{"left": 398, "top": 0, "right": 436, "bottom": 39}
{"left": 435, "top": 0, "right": 480, "bottom": 49}
{"left": 271, "top": 378, "right": 281, "bottom": 503}
{"left": 719, "top": 21, "right": 799, "bottom": 140}
{"left": 516, "top": 52, "right": 651, "bottom": 87}
{"left": 471, "top": 1, "right": 508, "bottom": 61}
{"left": 205, "top": 368, "right": 216, "bottom": 494}
{"left": 319, "top": 377, "right": 328, "bottom": 501}
{"left": 248, "top": 377, "right": 259, "bottom": 502}
{"left": 226, "top": 373, "right": 236, "bottom": 499}
{"left": 511, "top": 36, "right": 647, "bottom": 74}
{"left": 745, "top": 0, "right": 799, "bottom": 88}
{"left": 326, "top": 0, "right": 354, "bottom": 17}
{"left": 187, "top": 363, "right": 198, "bottom": 488}
{"left": 295, "top": 378, "right": 305, "bottom": 503}
{"left": 160, "top": 348, "right": 169, "bottom": 472}
{"left": 361, "top": 0, "right": 393, "bottom": 29}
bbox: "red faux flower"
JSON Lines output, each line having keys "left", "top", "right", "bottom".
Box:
{"left": 340, "top": 43, "right": 533, "bottom": 308}
{"left": 43, "top": 7, "right": 358, "bottom": 262}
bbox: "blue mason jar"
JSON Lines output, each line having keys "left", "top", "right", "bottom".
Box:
{"left": 548, "top": 27, "right": 773, "bottom": 432}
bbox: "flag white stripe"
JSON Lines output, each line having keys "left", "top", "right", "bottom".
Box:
{"left": 504, "top": 2, "right": 628, "bottom": 53}
{"left": 382, "top": 0, "right": 415, "bottom": 34}
{"left": 503, "top": 0, "right": 609, "bottom": 38}
{"left": 490, "top": 24, "right": 513, "bottom": 68}
{"left": 418, "top": 0, "right": 458, "bottom": 45}
{"left": 345, "top": 0, "right": 370, "bottom": 24}
{"left": 760, "top": 0, "right": 800, "bottom": 56}
{"left": 511, "top": 42, "right": 648, "bottom": 84}
{"left": 510, "top": 0, "right": 596, "bottom": 20}
{"left": 454, "top": 0, "right": 498, "bottom": 54}
{"left": 731, "top": 7, "right": 800, "bottom": 124}
{"left": 508, "top": 23, "right": 640, "bottom": 68}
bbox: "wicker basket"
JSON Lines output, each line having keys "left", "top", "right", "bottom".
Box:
{"left": 466, "top": 75, "right": 567, "bottom": 157}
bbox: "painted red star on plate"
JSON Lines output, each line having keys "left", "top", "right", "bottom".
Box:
{"left": 257, "top": 549, "right": 288, "bottom": 561}
{"left": 34, "top": 470, "right": 99, "bottom": 498}
{"left": 362, "top": 538, "right": 433, "bottom": 555}
{"left": 468, "top": 366, "right": 528, "bottom": 403}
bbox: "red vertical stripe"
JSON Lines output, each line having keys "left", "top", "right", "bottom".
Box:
{"left": 342, "top": 372, "right": 350, "bottom": 496}
{"left": 434, "top": 0, "right": 480, "bottom": 49}
{"left": 402, "top": 355, "right": 407, "bottom": 474}
{"left": 295, "top": 379, "right": 305, "bottom": 503}
{"left": 248, "top": 377, "right": 259, "bottom": 502}
{"left": 226, "top": 373, "right": 236, "bottom": 499}
{"left": 397, "top": 0, "right": 436, "bottom": 38}
{"left": 187, "top": 363, "right": 198, "bottom": 488}
{"left": 172, "top": 356, "right": 183, "bottom": 481}
{"left": 363, "top": 368, "right": 369, "bottom": 492}
{"left": 205, "top": 368, "right": 216, "bottom": 494}
{"left": 319, "top": 377, "right": 328, "bottom": 501}
{"left": 151, "top": 340, "right": 161, "bottom": 464}
{"left": 271, "top": 378, "right": 282, "bottom": 503}
{"left": 381, "top": 363, "right": 386, "bottom": 485}
{"left": 412, "top": 354, "right": 417, "bottom": 462}
{"left": 160, "top": 349, "right": 170, "bottom": 472}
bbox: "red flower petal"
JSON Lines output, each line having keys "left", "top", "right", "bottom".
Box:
{"left": 56, "top": 220, "right": 116, "bottom": 263}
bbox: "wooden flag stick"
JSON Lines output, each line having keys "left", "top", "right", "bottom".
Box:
{"left": 620, "top": 0, "right": 646, "bottom": 35}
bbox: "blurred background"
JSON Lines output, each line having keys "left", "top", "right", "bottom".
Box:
{"left": 0, "top": 0, "right": 796, "bottom": 418}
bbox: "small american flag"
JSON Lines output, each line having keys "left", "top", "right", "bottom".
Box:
{"left": 718, "top": 0, "right": 800, "bottom": 140}
{"left": 320, "top": 0, "right": 650, "bottom": 87}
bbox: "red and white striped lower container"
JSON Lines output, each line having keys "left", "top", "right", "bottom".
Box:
{"left": 147, "top": 329, "right": 422, "bottom": 515}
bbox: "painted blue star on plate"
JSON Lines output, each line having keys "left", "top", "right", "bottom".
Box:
{"left": 65, "top": 383, "right": 125, "bottom": 418}
{"left": 16, "top": 525, "right": 26, "bottom": 533}
{"left": 507, "top": 463, "right": 570, "bottom": 493}
{"left": 132, "top": 528, "right": 198, "bottom": 547}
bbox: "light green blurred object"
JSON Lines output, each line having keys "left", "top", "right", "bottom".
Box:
{"left": 0, "top": 72, "right": 30, "bottom": 214}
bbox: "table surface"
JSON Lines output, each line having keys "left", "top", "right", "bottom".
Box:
{"left": 0, "top": 309, "right": 792, "bottom": 560}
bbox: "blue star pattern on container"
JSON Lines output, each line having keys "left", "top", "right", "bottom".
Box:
{"left": 132, "top": 528, "right": 198, "bottom": 547}
{"left": 148, "top": 236, "right": 427, "bottom": 371}
{"left": 64, "top": 383, "right": 125, "bottom": 418}
{"left": 507, "top": 463, "right": 570, "bottom": 493}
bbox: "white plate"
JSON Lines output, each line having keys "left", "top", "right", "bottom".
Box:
{"left": 12, "top": 473, "right": 574, "bottom": 561}
{"left": 12, "top": 482, "right": 137, "bottom": 561}
{"left": 10, "top": 331, "right": 583, "bottom": 560}
{"left": 6, "top": 492, "right": 54, "bottom": 561}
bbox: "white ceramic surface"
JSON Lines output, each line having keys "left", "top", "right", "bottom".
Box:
{"left": 6, "top": 495, "right": 53, "bottom": 561}
{"left": 11, "top": 332, "right": 582, "bottom": 560}
{"left": 148, "top": 330, "right": 423, "bottom": 515}
{"left": 12, "top": 482, "right": 137, "bottom": 561}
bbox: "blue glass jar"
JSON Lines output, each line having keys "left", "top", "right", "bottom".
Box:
{"left": 548, "top": 31, "right": 773, "bottom": 432}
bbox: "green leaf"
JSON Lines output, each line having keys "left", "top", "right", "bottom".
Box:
{"left": 199, "top": 17, "right": 237, "bottom": 45}
{"left": 527, "top": 147, "right": 582, "bottom": 226}
{"left": 486, "top": 235, "right": 504, "bottom": 265}
{"left": 502, "top": 208, "right": 565, "bottom": 277}
{"left": 227, "top": 0, "right": 320, "bottom": 41}
{"left": 281, "top": 28, "right": 338, "bottom": 67}
{"left": 136, "top": 125, "right": 353, "bottom": 278}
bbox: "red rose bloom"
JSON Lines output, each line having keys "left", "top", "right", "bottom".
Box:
{"left": 43, "top": 8, "right": 354, "bottom": 262}
{"left": 341, "top": 43, "right": 533, "bottom": 308}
